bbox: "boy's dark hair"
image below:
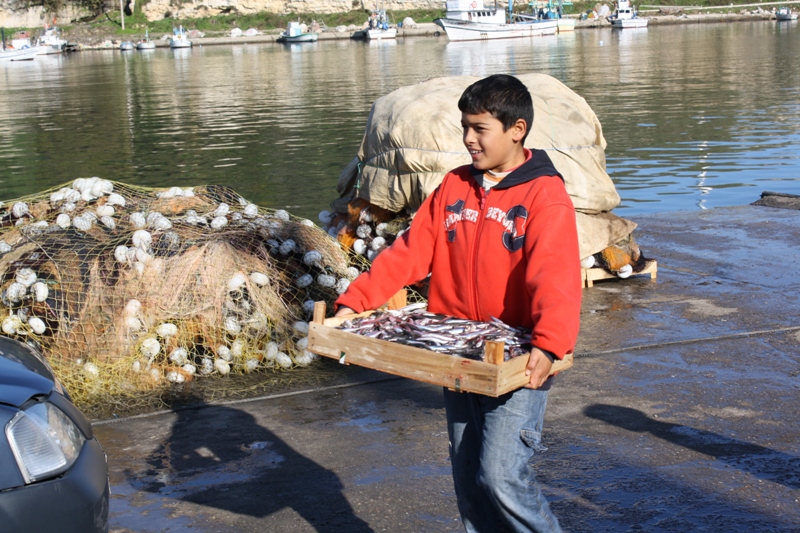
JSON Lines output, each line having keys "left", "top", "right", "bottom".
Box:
{"left": 458, "top": 74, "right": 534, "bottom": 143}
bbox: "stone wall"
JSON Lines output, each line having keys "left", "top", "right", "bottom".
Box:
{"left": 0, "top": 0, "right": 443, "bottom": 26}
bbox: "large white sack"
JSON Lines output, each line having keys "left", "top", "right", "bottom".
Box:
{"left": 335, "top": 74, "right": 633, "bottom": 258}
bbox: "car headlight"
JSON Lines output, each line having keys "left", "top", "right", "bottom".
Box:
{"left": 5, "top": 401, "right": 86, "bottom": 483}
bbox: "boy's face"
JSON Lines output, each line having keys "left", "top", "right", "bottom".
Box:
{"left": 461, "top": 111, "right": 527, "bottom": 174}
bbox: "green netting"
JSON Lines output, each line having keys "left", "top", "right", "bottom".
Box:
{"left": 0, "top": 178, "right": 366, "bottom": 410}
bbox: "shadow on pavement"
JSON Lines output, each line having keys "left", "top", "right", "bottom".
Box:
{"left": 126, "top": 397, "right": 374, "bottom": 532}
{"left": 584, "top": 404, "right": 800, "bottom": 489}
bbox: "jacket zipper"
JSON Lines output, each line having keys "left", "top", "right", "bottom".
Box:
{"left": 470, "top": 187, "right": 490, "bottom": 320}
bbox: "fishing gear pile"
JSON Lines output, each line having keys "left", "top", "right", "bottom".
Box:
{"left": 0, "top": 178, "right": 363, "bottom": 408}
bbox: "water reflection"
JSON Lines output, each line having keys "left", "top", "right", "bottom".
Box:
{"left": 0, "top": 23, "right": 798, "bottom": 218}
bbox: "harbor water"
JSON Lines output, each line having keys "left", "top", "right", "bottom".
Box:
{"left": 1, "top": 20, "right": 799, "bottom": 220}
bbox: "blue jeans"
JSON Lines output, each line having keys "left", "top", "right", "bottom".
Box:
{"left": 444, "top": 387, "right": 561, "bottom": 533}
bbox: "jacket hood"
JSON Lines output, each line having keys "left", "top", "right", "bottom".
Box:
{"left": 0, "top": 337, "right": 55, "bottom": 408}
{"left": 470, "top": 149, "right": 563, "bottom": 190}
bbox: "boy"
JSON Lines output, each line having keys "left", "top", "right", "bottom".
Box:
{"left": 335, "top": 74, "right": 581, "bottom": 533}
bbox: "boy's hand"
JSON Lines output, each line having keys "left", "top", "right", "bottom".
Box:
{"left": 334, "top": 306, "right": 355, "bottom": 317}
{"left": 524, "top": 348, "right": 553, "bottom": 389}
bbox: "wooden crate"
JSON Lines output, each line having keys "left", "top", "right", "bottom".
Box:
{"left": 583, "top": 260, "right": 658, "bottom": 288}
{"left": 307, "top": 300, "right": 573, "bottom": 397}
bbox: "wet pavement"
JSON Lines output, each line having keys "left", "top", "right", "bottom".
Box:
{"left": 95, "top": 203, "right": 800, "bottom": 533}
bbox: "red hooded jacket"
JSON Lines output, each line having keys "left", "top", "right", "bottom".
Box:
{"left": 335, "top": 149, "right": 582, "bottom": 359}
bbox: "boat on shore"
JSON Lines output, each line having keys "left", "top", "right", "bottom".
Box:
{"left": 352, "top": 9, "right": 397, "bottom": 40}
{"left": 35, "top": 26, "right": 69, "bottom": 54}
{"left": 434, "top": 0, "right": 557, "bottom": 41}
{"left": 609, "top": 0, "right": 648, "bottom": 28}
{"left": 8, "top": 27, "right": 68, "bottom": 55}
{"left": 169, "top": 26, "right": 192, "bottom": 49}
{"left": 277, "top": 22, "right": 319, "bottom": 43}
{"left": 136, "top": 30, "right": 156, "bottom": 50}
{"left": 776, "top": 7, "right": 798, "bottom": 20}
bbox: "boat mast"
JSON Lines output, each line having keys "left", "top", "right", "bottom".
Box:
{"left": 506, "top": 0, "right": 512, "bottom": 22}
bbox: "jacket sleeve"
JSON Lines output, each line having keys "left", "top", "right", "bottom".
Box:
{"left": 335, "top": 186, "right": 441, "bottom": 313}
{"left": 523, "top": 197, "right": 582, "bottom": 360}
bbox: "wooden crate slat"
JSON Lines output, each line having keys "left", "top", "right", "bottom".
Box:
{"left": 309, "top": 323, "right": 504, "bottom": 395}
{"left": 308, "top": 317, "right": 575, "bottom": 397}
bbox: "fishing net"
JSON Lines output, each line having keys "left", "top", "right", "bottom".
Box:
{"left": 0, "top": 178, "right": 368, "bottom": 410}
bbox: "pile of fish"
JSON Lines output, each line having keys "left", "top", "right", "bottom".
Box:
{"left": 337, "top": 303, "right": 532, "bottom": 361}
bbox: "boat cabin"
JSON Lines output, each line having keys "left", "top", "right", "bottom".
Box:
{"left": 444, "top": 0, "right": 507, "bottom": 23}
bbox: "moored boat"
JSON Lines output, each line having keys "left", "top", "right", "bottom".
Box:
{"left": 352, "top": 8, "right": 397, "bottom": 40}
{"left": 277, "top": 22, "right": 319, "bottom": 43}
{"left": 776, "top": 7, "right": 798, "bottom": 20}
{"left": 609, "top": 0, "right": 648, "bottom": 28}
{"left": 525, "top": 0, "right": 576, "bottom": 32}
{"left": 35, "top": 26, "right": 68, "bottom": 54}
{"left": 120, "top": 41, "right": 135, "bottom": 51}
{"left": 169, "top": 26, "right": 192, "bottom": 49}
{"left": 434, "top": 0, "right": 557, "bottom": 41}
{"left": 136, "top": 30, "right": 156, "bottom": 50}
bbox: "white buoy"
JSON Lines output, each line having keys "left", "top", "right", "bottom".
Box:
{"left": 279, "top": 239, "right": 296, "bottom": 255}
{"left": 228, "top": 272, "right": 247, "bottom": 292}
{"left": 156, "top": 323, "right": 178, "bottom": 337}
{"left": 317, "top": 274, "right": 336, "bottom": 288}
{"left": 217, "top": 345, "right": 232, "bottom": 361}
{"left": 139, "top": 337, "right": 161, "bottom": 360}
{"left": 28, "top": 317, "right": 46, "bottom": 335}
{"left": 32, "top": 282, "right": 48, "bottom": 302}
{"left": 168, "top": 347, "right": 189, "bottom": 365}
{"left": 214, "top": 358, "right": 231, "bottom": 375}
{"left": 296, "top": 274, "right": 313, "bottom": 288}
{"left": 275, "top": 352, "right": 293, "bottom": 369}
{"left": 249, "top": 272, "right": 269, "bottom": 286}
{"left": 16, "top": 268, "right": 37, "bottom": 287}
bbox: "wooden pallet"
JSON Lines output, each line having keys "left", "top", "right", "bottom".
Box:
{"left": 307, "top": 297, "right": 573, "bottom": 397}
{"left": 583, "top": 260, "right": 658, "bottom": 288}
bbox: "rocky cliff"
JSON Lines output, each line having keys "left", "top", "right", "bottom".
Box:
{"left": 0, "top": 0, "right": 442, "bottom": 27}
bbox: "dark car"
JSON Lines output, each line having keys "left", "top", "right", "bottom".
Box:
{"left": 0, "top": 336, "right": 109, "bottom": 532}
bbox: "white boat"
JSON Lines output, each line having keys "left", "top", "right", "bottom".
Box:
{"left": 136, "top": 30, "right": 156, "bottom": 50}
{"left": 35, "top": 26, "right": 68, "bottom": 54}
{"left": 609, "top": 0, "right": 648, "bottom": 28}
{"left": 169, "top": 26, "right": 192, "bottom": 49}
{"left": 277, "top": 22, "right": 319, "bottom": 43}
{"left": 435, "top": 0, "right": 557, "bottom": 42}
{"left": 0, "top": 47, "right": 37, "bottom": 61}
{"left": 776, "top": 7, "right": 798, "bottom": 20}
{"left": 353, "top": 8, "right": 397, "bottom": 40}
{"left": 120, "top": 41, "right": 135, "bottom": 51}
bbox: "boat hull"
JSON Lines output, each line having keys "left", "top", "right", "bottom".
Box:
{"left": 277, "top": 33, "right": 319, "bottom": 43}
{"left": 435, "top": 18, "right": 557, "bottom": 41}
{"left": 136, "top": 42, "right": 156, "bottom": 50}
{"left": 610, "top": 18, "right": 648, "bottom": 28}
{"left": 169, "top": 40, "right": 192, "bottom": 48}
{"left": 557, "top": 18, "right": 576, "bottom": 32}
{"left": 366, "top": 28, "right": 397, "bottom": 39}
{"left": 0, "top": 48, "right": 38, "bottom": 61}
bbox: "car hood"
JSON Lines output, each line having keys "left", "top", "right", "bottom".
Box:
{"left": 0, "top": 337, "right": 55, "bottom": 408}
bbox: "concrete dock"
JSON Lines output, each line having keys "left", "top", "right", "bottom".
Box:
{"left": 97, "top": 200, "right": 800, "bottom": 533}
